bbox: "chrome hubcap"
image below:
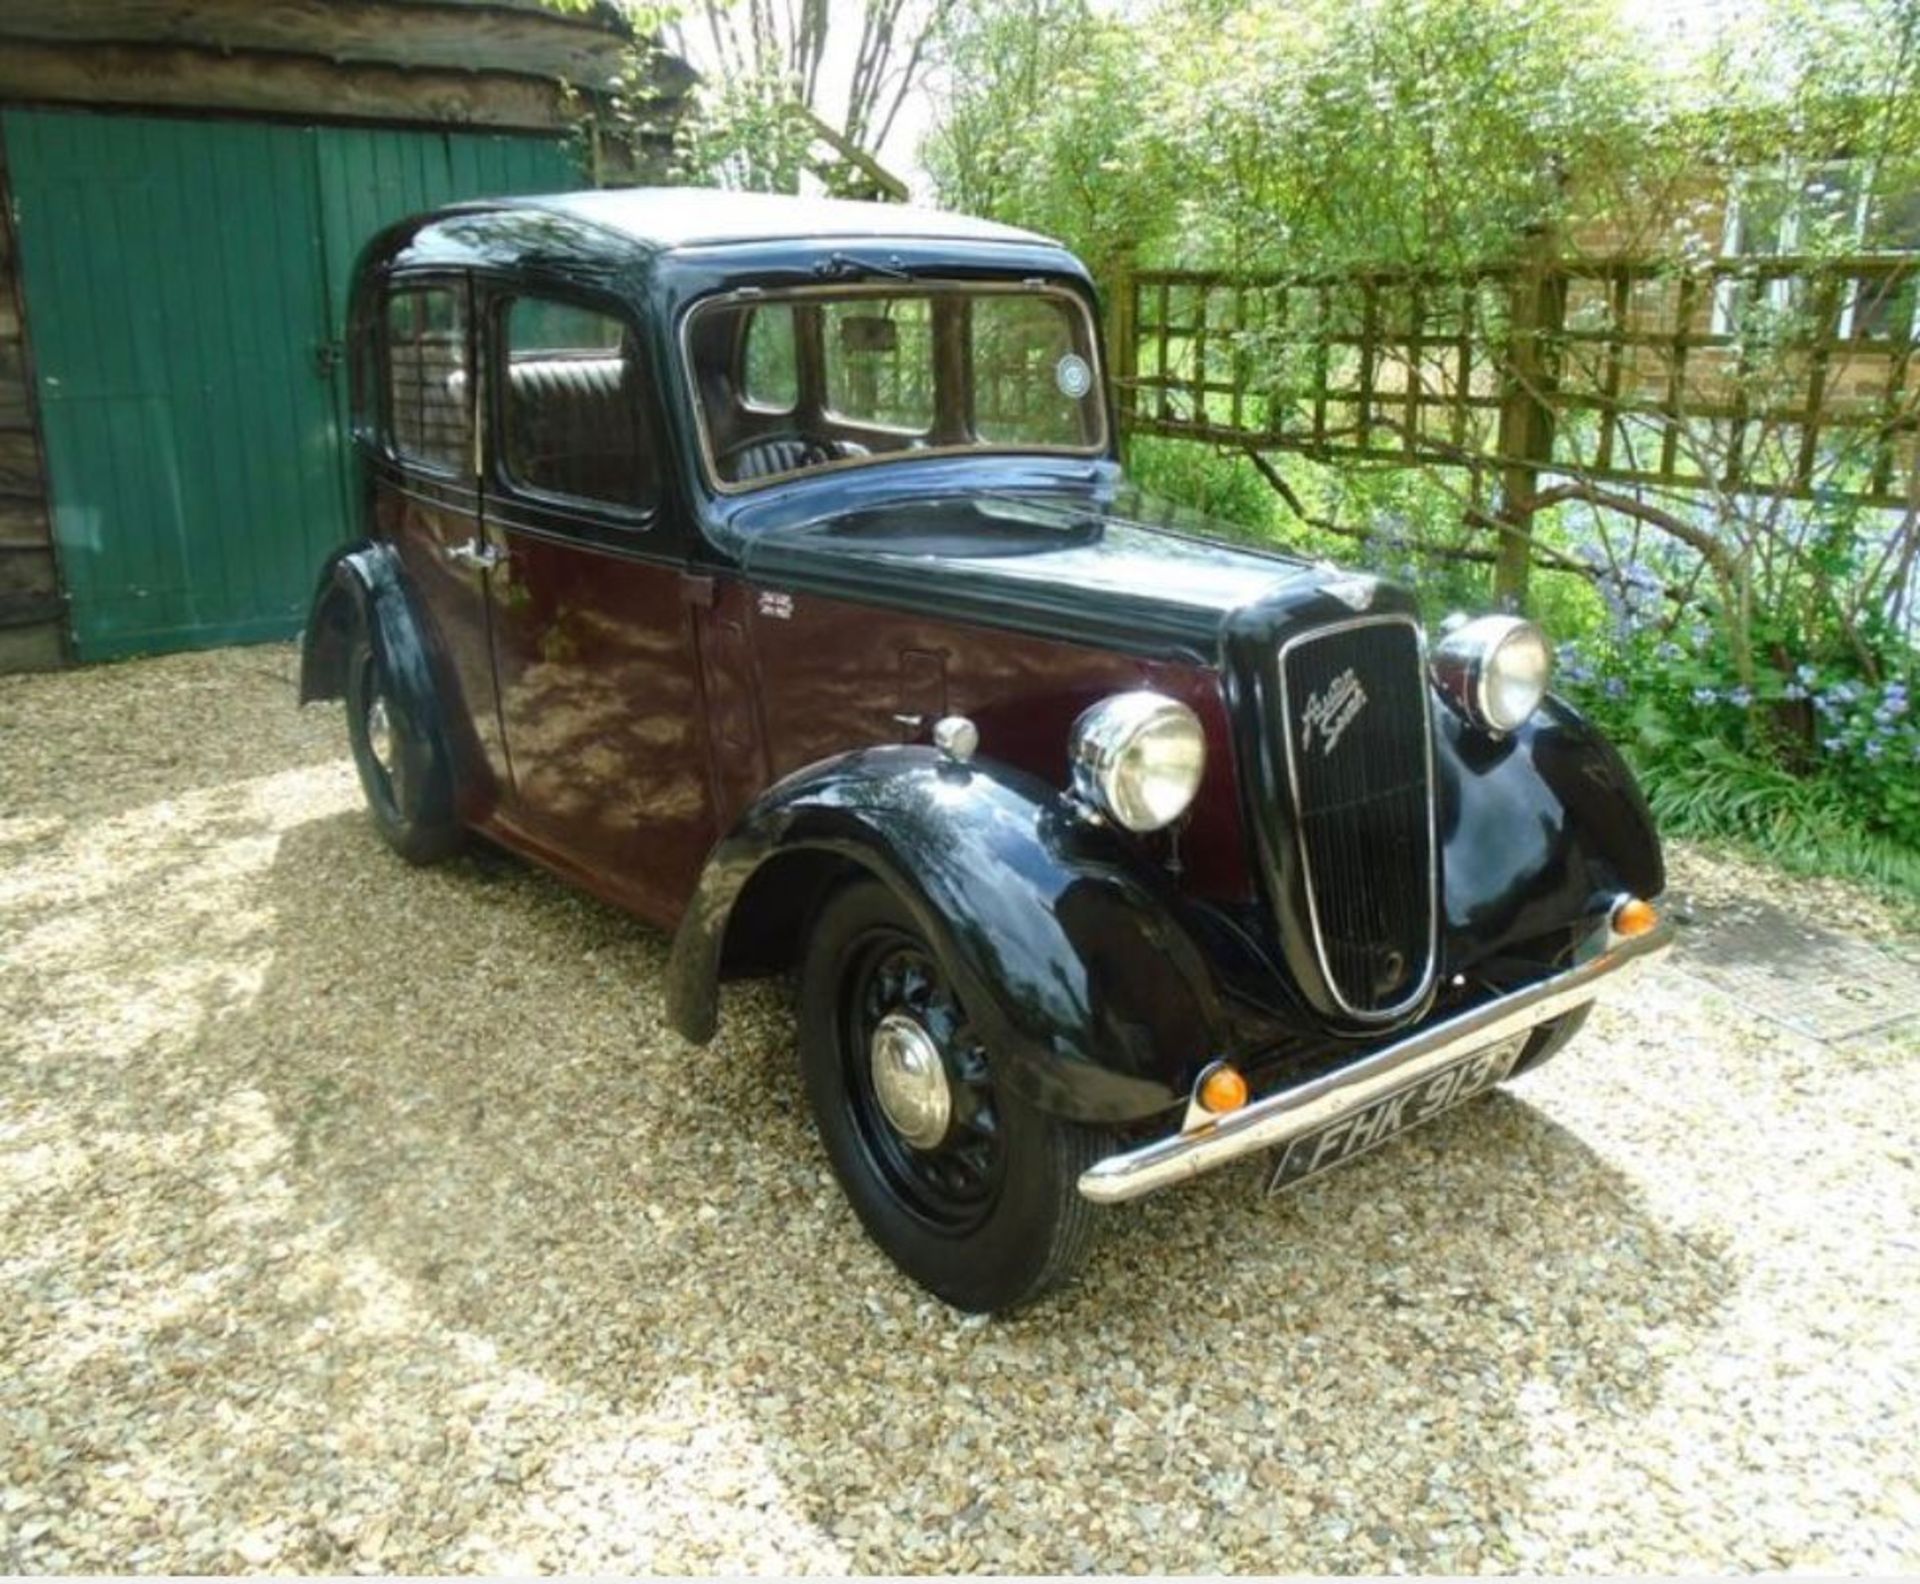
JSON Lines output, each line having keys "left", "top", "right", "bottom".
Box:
{"left": 869, "top": 1012, "right": 952, "bottom": 1149}
{"left": 366, "top": 695, "right": 397, "bottom": 780}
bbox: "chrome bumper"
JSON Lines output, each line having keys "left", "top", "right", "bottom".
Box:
{"left": 1077, "top": 916, "right": 1676, "bottom": 1204}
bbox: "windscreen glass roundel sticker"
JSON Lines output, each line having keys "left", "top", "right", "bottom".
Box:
{"left": 1055, "top": 352, "right": 1093, "bottom": 399}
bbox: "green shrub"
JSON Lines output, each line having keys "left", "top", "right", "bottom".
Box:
{"left": 1125, "top": 439, "right": 1281, "bottom": 541}
{"left": 1556, "top": 596, "right": 1920, "bottom": 900}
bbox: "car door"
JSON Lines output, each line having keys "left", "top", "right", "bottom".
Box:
{"left": 479, "top": 284, "right": 716, "bottom": 924}
{"left": 373, "top": 274, "right": 511, "bottom": 807}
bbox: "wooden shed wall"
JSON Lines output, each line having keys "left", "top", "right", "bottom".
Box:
{"left": 0, "top": 0, "right": 687, "bottom": 669}
{"left": 0, "top": 0, "right": 691, "bottom": 135}
{"left": 0, "top": 135, "right": 61, "bottom": 671}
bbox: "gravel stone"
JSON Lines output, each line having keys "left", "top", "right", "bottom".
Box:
{"left": 2, "top": 644, "right": 1918, "bottom": 1573}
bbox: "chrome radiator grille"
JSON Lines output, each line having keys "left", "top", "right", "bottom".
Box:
{"left": 1277, "top": 616, "right": 1437, "bottom": 1018}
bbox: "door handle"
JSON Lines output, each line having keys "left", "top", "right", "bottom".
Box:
{"left": 445, "top": 537, "right": 504, "bottom": 572}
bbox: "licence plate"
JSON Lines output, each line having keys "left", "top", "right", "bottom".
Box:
{"left": 1267, "top": 1034, "right": 1527, "bottom": 1194}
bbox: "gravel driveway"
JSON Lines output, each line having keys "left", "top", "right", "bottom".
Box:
{"left": 3, "top": 645, "right": 1918, "bottom": 1573}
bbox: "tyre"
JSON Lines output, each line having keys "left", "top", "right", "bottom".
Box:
{"left": 1505, "top": 1002, "right": 1593, "bottom": 1080}
{"left": 797, "top": 877, "right": 1108, "bottom": 1313}
{"left": 343, "top": 629, "right": 463, "bottom": 865}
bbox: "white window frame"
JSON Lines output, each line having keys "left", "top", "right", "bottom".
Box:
{"left": 1715, "top": 158, "right": 1916, "bottom": 341}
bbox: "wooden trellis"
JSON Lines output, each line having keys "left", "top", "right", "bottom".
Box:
{"left": 1112, "top": 253, "right": 1920, "bottom": 589}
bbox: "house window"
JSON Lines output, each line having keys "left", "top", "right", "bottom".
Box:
{"left": 1853, "top": 184, "right": 1920, "bottom": 339}
{"left": 386, "top": 287, "right": 470, "bottom": 473}
{"left": 1715, "top": 160, "right": 1919, "bottom": 340}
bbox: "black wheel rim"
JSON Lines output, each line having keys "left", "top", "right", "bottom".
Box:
{"left": 355, "top": 651, "right": 404, "bottom": 819}
{"left": 838, "top": 927, "right": 1005, "bottom": 1233}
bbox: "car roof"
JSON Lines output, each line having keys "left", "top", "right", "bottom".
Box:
{"left": 520, "top": 187, "right": 1061, "bottom": 253}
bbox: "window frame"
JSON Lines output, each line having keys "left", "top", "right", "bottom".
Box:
{"left": 681, "top": 279, "right": 1111, "bottom": 496}
{"left": 1713, "top": 158, "right": 1919, "bottom": 342}
{"left": 380, "top": 272, "right": 475, "bottom": 481}
{"left": 486, "top": 283, "right": 662, "bottom": 528}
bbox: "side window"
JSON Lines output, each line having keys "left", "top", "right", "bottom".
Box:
{"left": 386, "top": 286, "right": 469, "bottom": 473}
{"left": 823, "top": 296, "right": 935, "bottom": 432}
{"left": 741, "top": 305, "right": 798, "bottom": 412}
{"left": 502, "top": 296, "right": 654, "bottom": 509}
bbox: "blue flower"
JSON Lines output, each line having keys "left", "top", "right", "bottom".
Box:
{"left": 1692, "top": 687, "right": 1718, "bottom": 706}
{"left": 1727, "top": 686, "right": 1752, "bottom": 708}
{"left": 1604, "top": 676, "right": 1627, "bottom": 698}
{"left": 1796, "top": 663, "right": 1818, "bottom": 686}
{"left": 1823, "top": 736, "right": 1847, "bottom": 754}
{"left": 1782, "top": 682, "right": 1808, "bottom": 702}
{"left": 1656, "top": 642, "right": 1682, "bottom": 662}
{"left": 1865, "top": 738, "right": 1885, "bottom": 760}
{"left": 1875, "top": 706, "right": 1897, "bottom": 727}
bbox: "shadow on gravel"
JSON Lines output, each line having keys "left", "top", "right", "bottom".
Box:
{"left": 206, "top": 809, "right": 1734, "bottom": 1571}
{"left": 0, "top": 645, "right": 346, "bottom": 827}
{"left": 0, "top": 768, "right": 1737, "bottom": 1570}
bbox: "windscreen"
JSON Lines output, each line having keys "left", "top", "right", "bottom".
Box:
{"left": 686, "top": 284, "right": 1107, "bottom": 489}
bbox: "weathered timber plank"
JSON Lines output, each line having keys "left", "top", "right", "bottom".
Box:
{"left": 0, "top": 338, "right": 30, "bottom": 426}
{"left": 0, "top": 496, "right": 52, "bottom": 550}
{"left": 0, "top": 41, "right": 610, "bottom": 131}
{"left": 0, "top": 0, "right": 672, "bottom": 95}
{"left": 0, "top": 618, "right": 66, "bottom": 670}
{"left": 0, "top": 433, "right": 45, "bottom": 496}
{"left": 0, "top": 544, "right": 57, "bottom": 601}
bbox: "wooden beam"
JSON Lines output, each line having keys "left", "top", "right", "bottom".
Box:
{"left": 791, "top": 107, "right": 908, "bottom": 202}
{"left": 0, "top": 434, "right": 44, "bottom": 497}
{"left": 0, "top": 0, "right": 676, "bottom": 95}
{"left": 0, "top": 544, "right": 58, "bottom": 603}
{"left": 0, "top": 39, "right": 635, "bottom": 131}
{"left": 0, "top": 498, "right": 52, "bottom": 552}
{"left": 0, "top": 339, "right": 31, "bottom": 428}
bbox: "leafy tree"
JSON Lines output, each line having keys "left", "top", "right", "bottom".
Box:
{"left": 547, "top": 0, "right": 942, "bottom": 192}
{"left": 926, "top": 0, "right": 1920, "bottom": 890}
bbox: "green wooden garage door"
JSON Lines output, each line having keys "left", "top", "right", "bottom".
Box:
{"left": 2, "top": 109, "right": 575, "bottom": 660}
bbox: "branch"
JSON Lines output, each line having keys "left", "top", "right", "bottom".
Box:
{"left": 1236, "top": 444, "right": 1661, "bottom": 588}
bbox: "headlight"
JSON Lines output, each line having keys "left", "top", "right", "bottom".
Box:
{"left": 1431, "top": 614, "right": 1552, "bottom": 734}
{"left": 1069, "top": 691, "right": 1206, "bottom": 832}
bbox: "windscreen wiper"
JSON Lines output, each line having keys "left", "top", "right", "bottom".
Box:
{"left": 813, "top": 251, "right": 911, "bottom": 281}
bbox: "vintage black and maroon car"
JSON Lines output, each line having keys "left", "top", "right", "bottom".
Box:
{"left": 300, "top": 189, "right": 1670, "bottom": 1311}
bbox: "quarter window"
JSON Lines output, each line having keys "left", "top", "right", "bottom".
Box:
{"left": 386, "top": 287, "right": 469, "bottom": 473}
{"left": 502, "top": 297, "right": 654, "bottom": 509}
{"left": 742, "top": 305, "right": 799, "bottom": 412}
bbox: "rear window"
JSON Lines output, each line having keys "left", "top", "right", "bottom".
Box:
{"left": 386, "top": 286, "right": 468, "bottom": 473}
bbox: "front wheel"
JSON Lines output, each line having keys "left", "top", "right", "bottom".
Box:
{"left": 797, "top": 878, "right": 1108, "bottom": 1313}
